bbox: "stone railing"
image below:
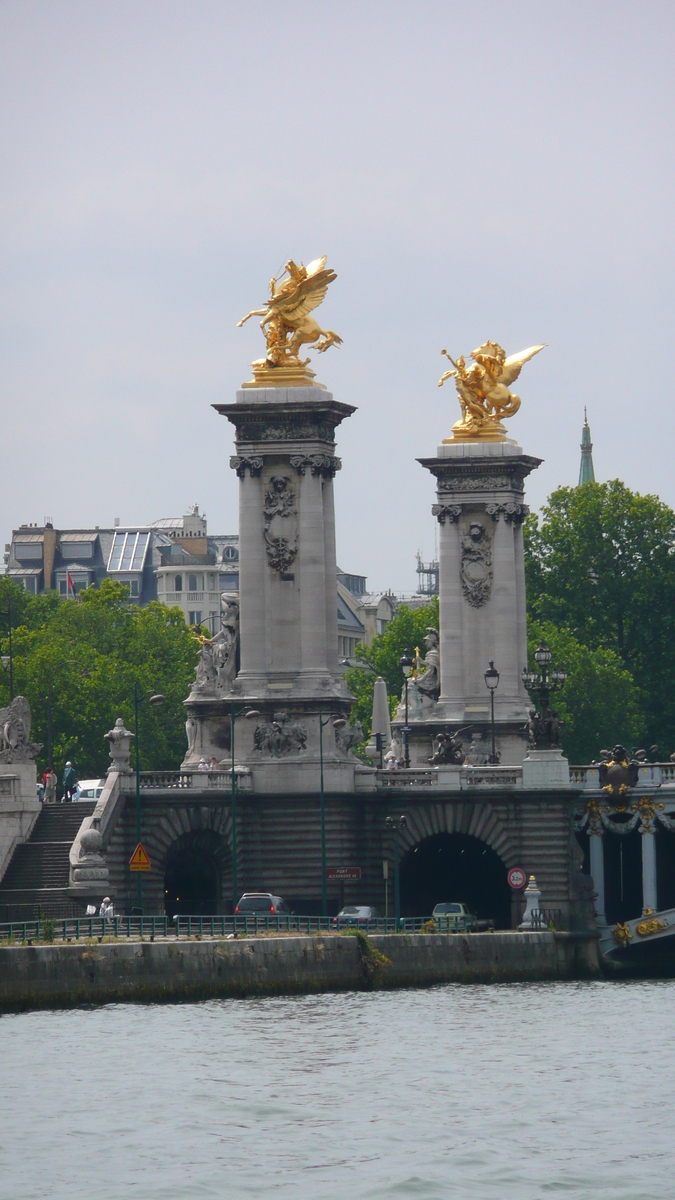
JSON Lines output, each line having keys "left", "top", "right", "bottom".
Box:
{"left": 69, "top": 770, "right": 126, "bottom": 894}
{"left": 569, "top": 764, "right": 675, "bottom": 790}
{"left": 134, "top": 769, "right": 253, "bottom": 792}
{"left": 364, "top": 765, "right": 524, "bottom": 792}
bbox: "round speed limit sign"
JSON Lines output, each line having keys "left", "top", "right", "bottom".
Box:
{"left": 507, "top": 866, "right": 527, "bottom": 890}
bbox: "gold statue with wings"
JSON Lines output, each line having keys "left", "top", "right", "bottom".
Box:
{"left": 238, "top": 257, "right": 342, "bottom": 384}
{"left": 438, "top": 340, "right": 545, "bottom": 440}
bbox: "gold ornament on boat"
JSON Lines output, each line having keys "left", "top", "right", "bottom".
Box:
{"left": 438, "top": 341, "right": 544, "bottom": 441}
{"left": 238, "top": 257, "right": 342, "bottom": 387}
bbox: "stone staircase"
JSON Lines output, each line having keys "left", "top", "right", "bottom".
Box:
{"left": 0, "top": 802, "right": 97, "bottom": 920}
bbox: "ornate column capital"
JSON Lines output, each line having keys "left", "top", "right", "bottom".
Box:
{"left": 485, "top": 502, "right": 529, "bottom": 524}
{"left": 290, "top": 454, "right": 341, "bottom": 478}
{"left": 432, "top": 503, "right": 462, "bottom": 524}
{"left": 230, "top": 455, "right": 264, "bottom": 478}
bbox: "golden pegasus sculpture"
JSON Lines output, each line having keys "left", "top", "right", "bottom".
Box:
{"left": 238, "top": 257, "right": 342, "bottom": 386}
{"left": 439, "top": 340, "right": 545, "bottom": 440}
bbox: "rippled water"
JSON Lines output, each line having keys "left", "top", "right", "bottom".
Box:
{"left": 0, "top": 981, "right": 671, "bottom": 1200}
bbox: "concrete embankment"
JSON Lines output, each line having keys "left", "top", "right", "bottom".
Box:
{"left": 0, "top": 931, "right": 600, "bottom": 1012}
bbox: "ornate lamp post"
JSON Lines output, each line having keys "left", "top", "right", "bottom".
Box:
{"left": 133, "top": 684, "right": 165, "bottom": 913}
{"left": 521, "top": 641, "right": 567, "bottom": 746}
{"left": 399, "top": 649, "right": 413, "bottom": 768}
{"left": 229, "top": 703, "right": 260, "bottom": 918}
{"left": 484, "top": 660, "right": 500, "bottom": 764}
{"left": 385, "top": 814, "right": 407, "bottom": 928}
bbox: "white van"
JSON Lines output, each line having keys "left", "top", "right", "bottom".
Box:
{"left": 75, "top": 778, "right": 105, "bottom": 801}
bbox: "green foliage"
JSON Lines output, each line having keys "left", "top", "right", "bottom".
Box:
{"left": 525, "top": 481, "right": 675, "bottom": 752}
{"left": 340, "top": 928, "right": 391, "bottom": 986}
{"left": 526, "top": 620, "right": 644, "bottom": 764}
{"left": 0, "top": 579, "right": 199, "bottom": 779}
{"left": 344, "top": 597, "right": 438, "bottom": 740}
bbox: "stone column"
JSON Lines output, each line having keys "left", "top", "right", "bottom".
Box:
{"left": 238, "top": 470, "right": 266, "bottom": 677}
{"left": 436, "top": 509, "right": 464, "bottom": 717}
{"left": 513, "top": 518, "right": 529, "bottom": 690}
{"left": 642, "top": 829, "right": 657, "bottom": 912}
{"left": 589, "top": 832, "right": 607, "bottom": 924}
{"left": 298, "top": 468, "right": 328, "bottom": 676}
{"left": 322, "top": 474, "right": 339, "bottom": 678}
{"left": 491, "top": 514, "right": 519, "bottom": 704}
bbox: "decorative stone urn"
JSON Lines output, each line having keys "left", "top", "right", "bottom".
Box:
{"left": 71, "top": 824, "right": 109, "bottom": 887}
{"left": 104, "top": 717, "right": 134, "bottom": 775}
{"left": 519, "top": 875, "right": 542, "bottom": 930}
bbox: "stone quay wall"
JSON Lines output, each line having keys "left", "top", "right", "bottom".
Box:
{"left": 0, "top": 931, "right": 599, "bottom": 1012}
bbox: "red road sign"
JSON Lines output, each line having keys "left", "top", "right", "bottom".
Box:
{"left": 129, "top": 843, "right": 152, "bottom": 872}
{"left": 507, "top": 866, "right": 527, "bottom": 890}
{"left": 326, "top": 866, "right": 361, "bottom": 881}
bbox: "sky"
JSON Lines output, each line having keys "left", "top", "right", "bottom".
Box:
{"left": 1, "top": 0, "right": 674, "bottom": 593}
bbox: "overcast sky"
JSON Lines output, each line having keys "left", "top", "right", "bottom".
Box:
{"left": 1, "top": 1, "right": 674, "bottom": 592}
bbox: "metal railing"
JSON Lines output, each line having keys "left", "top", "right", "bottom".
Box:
{"left": 526, "top": 909, "right": 563, "bottom": 930}
{"left": 0, "top": 913, "right": 514, "bottom": 942}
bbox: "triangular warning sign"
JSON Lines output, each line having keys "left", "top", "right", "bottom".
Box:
{"left": 129, "top": 842, "right": 152, "bottom": 871}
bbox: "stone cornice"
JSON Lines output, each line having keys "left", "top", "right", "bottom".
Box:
{"left": 214, "top": 399, "right": 356, "bottom": 447}
{"left": 417, "top": 453, "right": 542, "bottom": 495}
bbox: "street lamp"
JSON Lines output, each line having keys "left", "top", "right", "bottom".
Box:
{"left": 385, "top": 814, "right": 407, "bottom": 929}
{"left": 521, "top": 641, "right": 567, "bottom": 742}
{"left": 133, "top": 683, "right": 165, "bottom": 913}
{"left": 229, "top": 702, "right": 260, "bottom": 919}
{"left": 0, "top": 602, "right": 14, "bottom": 701}
{"left": 399, "top": 649, "right": 413, "bottom": 768}
{"left": 484, "top": 660, "right": 500, "bottom": 764}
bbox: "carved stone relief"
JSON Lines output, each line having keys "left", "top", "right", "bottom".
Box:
{"left": 190, "top": 598, "right": 240, "bottom": 697}
{"left": 0, "top": 696, "right": 42, "bottom": 763}
{"left": 263, "top": 475, "right": 298, "bottom": 574}
{"left": 438, "top": 474, "right": 514, "bottom": 493}
{"left": 460, "top": 521, "right": 493, "bottom": 607}
{"left": 253, "top": 711, "right": 307, "bottom": 756}
{"left": 237, "top": 418, "right": 337, "bottom": 443}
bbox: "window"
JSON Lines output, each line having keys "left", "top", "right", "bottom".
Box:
{"left": 59, "top": 580, "right": 67, "bottom": 596}
{"left": 174, "top": 575, "right": 182, "bottom": 593}
{"left": 188, "top": 611, "right": 202, "bottom": 626}
{"left": 61, "top": 542, "right": 93, "bottom": 560}
{"left": 189, "top": 574, "right": 202, "bottom": 592}
{"left": 14, "top": 543, "right": 43, "bottom": 561}
{"left": 107, "top": 531, "right": 149, "bottom": 573}
{"left": 129, "top": 580, "right": 139, "bottom": 597}
{"left": 208, "top": 574, "right": 215, "bottom": 590}
{"left": 223, "top": 545, "right": 238, "bottom": 561}
{"left": 23, "top": 577, "right": 37, "bottom": 594}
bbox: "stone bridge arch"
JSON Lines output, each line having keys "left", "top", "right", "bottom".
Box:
{"left": 143, "top": 804, "right": 236, "bottom": 916}
{"left": 392, "top": 802, "right": 520, "bottom": 927}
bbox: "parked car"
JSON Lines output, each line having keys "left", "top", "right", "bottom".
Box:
{"left": 75, "top": 778, "right": 105, "bottom": 801}
{"left": 235, "top": 892, "right": 290, "bottom": 916}
{"left": 332, "top": 905, "right": 381, "bottom": 927}
{"left": 431, "top": 902, "right": 493, "bottom": 932}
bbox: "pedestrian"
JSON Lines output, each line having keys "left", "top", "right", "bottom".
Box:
{"left": 197, "top": 757, "right": 209, "bottom": 771}
{"left": 209, "top": 756, "right": 219, "bottom": 771}
{"left": 62, "top": 761, "right": 77, "bottom": 802}
{"left": 99, "top": 896, "right": 113, "bottom": 918}
{"left": 43, "top": 766, "right": 57, "bottom": 804}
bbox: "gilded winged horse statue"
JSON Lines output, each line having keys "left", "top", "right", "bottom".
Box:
{"left": 438, "top": 340, "right": 545, "bottom": 440}
{"left": 238, "top": 257, "right": 342, "bottom": 378}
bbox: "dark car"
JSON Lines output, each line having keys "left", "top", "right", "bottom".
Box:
{"left": 332, "top": 905, "right": 381, "bottom": 927}
{"left": 235, "top": 892, "right": 290, "bottom": 916}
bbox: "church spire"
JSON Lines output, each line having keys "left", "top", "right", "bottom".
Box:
{"left": 578, "top": 407, "right": 596, "bottom": 485}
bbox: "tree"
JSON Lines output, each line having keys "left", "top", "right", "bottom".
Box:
{"left": 0, "top": 580, "right": 199, "bottom": 779}
{"left": 344, "top": 598, "right": 438, "bottom": 740}
{"left": 525, "top": 481, "right": 675, "bottom": 752}
{"left": 526, "top": 621, "right": 644, "bottom": 763}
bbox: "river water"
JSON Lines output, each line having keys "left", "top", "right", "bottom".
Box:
{"left": 0, "top": 980, "right": 671, "bottom": 1200}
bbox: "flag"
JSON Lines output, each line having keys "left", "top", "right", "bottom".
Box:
{"left": 67, "top": 571, "right": 74, "bottom": 596}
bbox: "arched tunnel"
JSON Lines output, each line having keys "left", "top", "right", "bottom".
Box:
{"left": 399, "top": 832, "right": 512, "bottom": 928}
{"left": 164, "top": 829, "right": 229, "bottom": 917}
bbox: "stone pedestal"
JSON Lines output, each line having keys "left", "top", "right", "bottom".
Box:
{"left": 0, "top": 762, "right": 41, "bottom": 884}
{"left": 522, "top": 749, "right": 571, "bottom": 789}
{"left": 182, "top": 382, "right": 358, "bottom": 792}
{"left": 401, "top": 439, "right": 541, "bottom": 767}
